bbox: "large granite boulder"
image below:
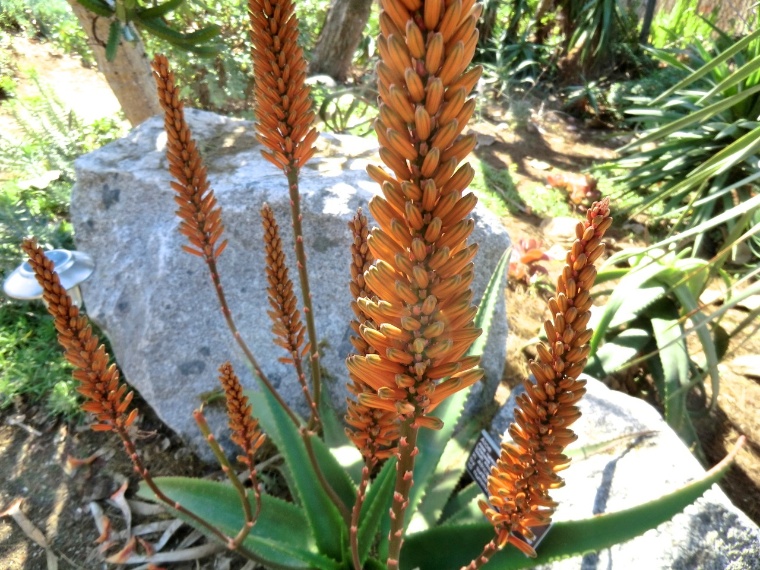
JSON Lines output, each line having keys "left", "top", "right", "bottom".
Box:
{"left": 71, "top": 109, "right": 510, "bottom": 458}
{"left": 489, "top": 377, "right": 760, "bottom": 569}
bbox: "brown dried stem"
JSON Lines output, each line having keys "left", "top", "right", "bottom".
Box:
{"left": 150, "top": 54, "right": 299, "bottom": 426}
{"left": 476, "top": 198, "right": 612, "bottom": 559}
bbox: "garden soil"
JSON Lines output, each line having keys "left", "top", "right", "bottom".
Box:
{"left": 1, "top": 35, "right": 759, "bottom": 569}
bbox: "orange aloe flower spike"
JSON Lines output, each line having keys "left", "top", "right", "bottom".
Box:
{"left": 474, "top": 198, "right": 612, "bottom": 566}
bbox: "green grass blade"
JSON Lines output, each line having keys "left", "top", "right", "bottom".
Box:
{"left": 652, "top": 27, "right": 760, "bottom": 104}
{"left": 698, "top": 53, "right": 760, "bottom": 103}
{"left": 622, "top": 83, "right": 760, "bottom": 152}
{"left": 138, "top": 477, "right": 340, "bottom": 570}
{"left": 633, "top": 193, "right": 760, "bottom": 253}
{"left": 399, "top": 440, "right": 743, "bottom": 569}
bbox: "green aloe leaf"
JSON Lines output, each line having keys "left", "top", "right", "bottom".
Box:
{"left": 311, "top": 434, "right": 357, "bottom": 508}
{"left": 399, "top": 441, "right": 743, "bottom": 569}
{"left": 138, "top": 477, "right": 340, "bottom": 570}
{"left": 245, "top": 386, "right": 346, "bottom": 560}
{"left": 440, "top": 482, "right": 482, "bottom": 526}
{"left": 319, "top": 388, "right": 363, "bottom": 485}
{"left": 407, "top": 419, "right": 481, "bottom": 533}
{"left": 137, "top": 0, "right": 184, "bottom": 20}
{"left": 589, "top": 260, "right": 667, "bottom": 356}
{"left": 76, "top": 0, "right": 115, "bottom": 17}
{"left": 649, "top": 307, "right": 700, "bottom": 455}
{"left": 585, "top": 326, "right": 651, "bottom": 378}
{"left": 357, "top": 457, "right": 397, "bottom": 563}
{"left": 652, "top": 27, "right": 760, "bottom": 104}
{"left": 105, "top": 20, "right": 121, "bottom": 62}
{"left": 670, "top": 283, "right": 721, "bottom": 411}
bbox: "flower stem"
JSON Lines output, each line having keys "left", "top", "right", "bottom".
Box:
{"left": 300, "top": 427, "right": 351, "bottom": 524}
{"left": 462, "top": 538, "right": 499, "bottom": 570}
{"left": 193, "top": 409, "right": 258, "bottom": 547}
{"left": 285, "top": 165, "right": 322, "bottom": 429}
{"left": 206, "top": 256, "right": 300, "bottom": 426}
{"left": 350, "top": 462, "right": 375, "bottom": 570}
{"left": 386, "top": 419, "right": 419, "bottom": 570}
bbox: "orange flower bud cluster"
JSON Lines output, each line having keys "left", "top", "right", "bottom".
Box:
{"left": 480, "top": 198, "right": 612, "bottom": 557}
{"left": 261, "top": 204, "right": 310, "bottom": 364}
{"left": 346, "top": 210, "right": 399, "bottom": 461}
{"left": 21, "top": 239, "right": 137, "bottom": 433}
{"left": 346, "top": 0, "right": 485, "bottom": 428}
{"left": 151, "top": 55, "right": 228, "bottom": 262}
{"left": 218, "top": 362, "right": 267, "bottom": 471}
{"left": 248, "top": 0, "right": 318, "bottom": 170}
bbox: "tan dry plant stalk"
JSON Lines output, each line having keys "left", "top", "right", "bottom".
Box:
{"left": 151, "top": 53, "right": 299, "bottom": 426}
{"left": 261, "top": 203, "right": 318, "bottom": 420}
{"left": 345, "top": 0, "right": 485, "bottom": 566}
{"left": 248, "top": 0, "right": 322, "bottom": 419}
{"left": 471, "top": 198, "right": 612, "bottom": 567}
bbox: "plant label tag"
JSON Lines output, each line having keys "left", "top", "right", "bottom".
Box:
{"left": 466, "top": 430, "right": 552, "bottom": 555}
{"left": 466, "top": 430, "right": 501, "bottom": 496}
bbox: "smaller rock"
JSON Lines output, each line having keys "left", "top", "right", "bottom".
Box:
{"left": 728, "top": 355, "right": 760, "bottom": 379}
{"left": 540, "top": 216, "right": 582, "bottom": 243}
{"left": 489, "top": 376, "right": 760, "bottom": 569}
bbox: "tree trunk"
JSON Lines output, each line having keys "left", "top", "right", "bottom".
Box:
{"left": 639, "top": 0, "right": 657, "bottom": 44}
{"left": 308, "top": 0, "right": 374, "bottom": 82}
{"left": 477, "top": 0, "right": 499, "bottom": 49}
{"left": 66, "top": 0, "right": 161, "bottom": 126}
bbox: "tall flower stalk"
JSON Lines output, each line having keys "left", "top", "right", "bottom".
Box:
{"left": 471, "top": 198, "right": 613, "bottom": 567}
{"left": 151, "top": 54, "right": 300, "bottom": 426}
{"left": 346, "top": 209, "right": 400, "bottom": 570}
{"left": 345, "top": 0, "right": 485, "bottom": 566}
{"left": 248, "top": 0, "right": 322, "bottom": 425}
{"left": 20, "top": 239, "right": 264, "bottom": 555}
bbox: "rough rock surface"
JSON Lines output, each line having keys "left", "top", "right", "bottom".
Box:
{"left": 489, "top": 376, "right": 760, "bottom": 569}
{"left": 71, "top": 109, "right": 510, "bottom": 459}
